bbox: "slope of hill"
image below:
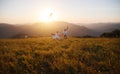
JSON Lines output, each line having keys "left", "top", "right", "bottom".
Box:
{"left": 79, "top": 23, "right": 120, "bottom": 35}
{"left": 0, "top": 22, "right": 95, "bottom": 38}
{"left": 0, "top": 23, "right": 22, "bottom": 38}
{"left": 0, "top": 22, "right": 120, "bottom": 38}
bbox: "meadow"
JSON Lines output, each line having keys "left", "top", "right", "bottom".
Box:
{"left": 0, "top": 37, "right": 120, "bottom": 74}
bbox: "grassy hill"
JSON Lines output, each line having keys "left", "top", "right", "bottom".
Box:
{"left": 0, "top": 37, "right": 120, "bottom": 74}
{"left": 0, "top": 22, "right": 95, "bottom": 38}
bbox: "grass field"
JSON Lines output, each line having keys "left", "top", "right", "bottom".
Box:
{"left": 0, "top": 37, "right": 120, "bottom": 74}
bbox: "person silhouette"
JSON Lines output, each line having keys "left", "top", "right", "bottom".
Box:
{"left": 51, "top": 33, "right": 55, "bottom": 40}
{"left": 63, "top": 25, "right": 68, "bottom": 39}
{"left": 55, "top": 31, "right": 60, "bottom": 39}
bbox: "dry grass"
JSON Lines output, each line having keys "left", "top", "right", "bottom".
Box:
{"left": 0, "top": 37, "right": 120, "bottom": 74}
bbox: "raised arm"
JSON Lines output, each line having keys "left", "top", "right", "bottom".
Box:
{"left": 66, "top": 25, "right": 68, "bottom": 30}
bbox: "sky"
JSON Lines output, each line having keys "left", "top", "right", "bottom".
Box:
{"left": 0, "top": 0, "right": 120, "bottom": 24}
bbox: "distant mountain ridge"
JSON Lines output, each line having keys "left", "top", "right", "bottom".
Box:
{"left": 0, "top": 22, "right": 120, "bottom": 38}
{"left": 78, "top": 23, "right": 120, "bottom": 34}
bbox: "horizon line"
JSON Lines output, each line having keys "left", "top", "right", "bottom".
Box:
{"left": 0, "top": 21, "right": 120, "bottom": 25}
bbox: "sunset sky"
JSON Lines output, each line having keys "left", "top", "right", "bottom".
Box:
{"left": 0, "top": 0, "right": 120, "bottom": 24}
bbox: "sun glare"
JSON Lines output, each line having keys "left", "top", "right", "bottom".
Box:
{"left": 39, "top": 8, "right": 57, "bottom": 23}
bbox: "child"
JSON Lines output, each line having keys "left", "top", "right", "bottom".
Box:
{"left": 63, "top": 25, "right": 68, "bottom": 39}
{"left": 51, "top": 33, "right": 55, "bottom": 40}
{"left": 55, "top": 31, "right": 60, "bottom": 39}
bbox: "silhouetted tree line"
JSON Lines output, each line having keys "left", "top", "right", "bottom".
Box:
{"left": 12, "top": 33, "right": 28, "bottom": 38}
{"left": 12, "top": 34, "right": 44, "bottom": 38}
{"left": 100, "top": 29, "right": 120, "bottom": 38}
{"left": 11, "top": 29, "right": 120, "bottom": 38}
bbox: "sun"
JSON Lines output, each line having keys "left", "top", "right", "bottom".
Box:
{"left": 39, "top": 8, "right": 57, "bottom": 23}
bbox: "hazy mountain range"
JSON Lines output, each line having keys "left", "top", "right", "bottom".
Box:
{"left": 0, "top": 22, "right": 120, "bottom": 38}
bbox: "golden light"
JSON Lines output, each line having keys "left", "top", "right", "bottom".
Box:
{"left": 39, "top": 8, "right": 58, "bottom": 23}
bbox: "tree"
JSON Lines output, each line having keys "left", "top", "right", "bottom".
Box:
{"left": 100, "top": 29, "right": 120, "bottom": 38}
